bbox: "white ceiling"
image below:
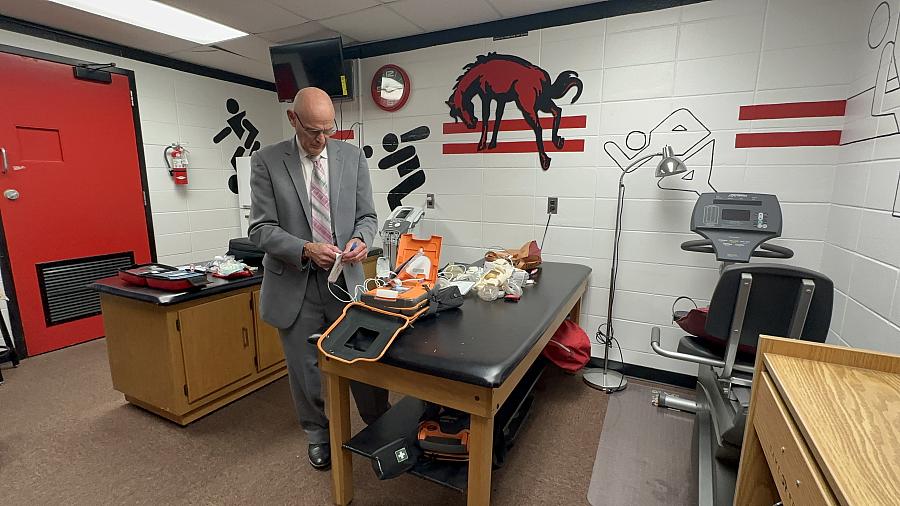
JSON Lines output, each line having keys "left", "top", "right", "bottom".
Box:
{"left": 0, "top": 0, "right": 604, "bottom": 82}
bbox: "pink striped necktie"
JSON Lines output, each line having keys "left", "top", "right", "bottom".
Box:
{"left": 308, "top": 155, "right": 333, "bottom": 245}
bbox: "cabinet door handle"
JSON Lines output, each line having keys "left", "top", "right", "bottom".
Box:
{"left": 242, "top": 328, "right": 249, "bottom": 348}
{"left": 1, "top": 147, "right": 7, "bottom": 174}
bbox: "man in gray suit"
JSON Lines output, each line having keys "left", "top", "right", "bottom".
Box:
{"left": 249, "top": 87, "right": 389, "bottom": 470}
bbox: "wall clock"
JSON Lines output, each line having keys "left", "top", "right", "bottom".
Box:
{"left": 371, "top": 64, "right": 410, "bottom": 112}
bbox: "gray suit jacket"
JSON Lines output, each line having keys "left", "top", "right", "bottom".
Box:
{"left": 249, "top": 137, "right": 377, "bottom": 329}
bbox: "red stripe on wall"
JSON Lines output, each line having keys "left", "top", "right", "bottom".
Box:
{"left": 734, "top": 131, "right": 842, "bottom": 148}
{"left": 738, "top": 100, "right": 847, "bottom": 120}
{"left": 442, "top": 139, "right": 585, "bottom": 154}
{"left": 443, "top": 115, "right": 587, "bottom": 134}
{"left": 333, "top": 129, "right": 355, "bottom": 140}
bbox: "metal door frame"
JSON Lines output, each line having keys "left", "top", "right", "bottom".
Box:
{"left": 0, "top": 44, "right": 156, "bottom": 356}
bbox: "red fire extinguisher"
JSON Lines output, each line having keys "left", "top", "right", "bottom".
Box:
{"left": 165, "top": 143, "right": 189, "bottom": 185}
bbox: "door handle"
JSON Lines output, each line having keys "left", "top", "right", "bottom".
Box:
{"left": 1, "top": 147, "right": 7, "bottom": 174}
{"left": 242, "top": 327, "right": 249, "bottom": 348}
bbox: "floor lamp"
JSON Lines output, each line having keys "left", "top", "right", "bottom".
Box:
{"left": 583, "top": 145, "right": 688, "bottom": 393}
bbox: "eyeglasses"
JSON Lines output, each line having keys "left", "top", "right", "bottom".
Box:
{"left": 292, "top": 112, "right": 337, "bottom": 138}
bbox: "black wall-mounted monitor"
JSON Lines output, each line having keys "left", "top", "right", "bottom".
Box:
{"left": 270, "top": 37, "right": 352, "bottom": 101}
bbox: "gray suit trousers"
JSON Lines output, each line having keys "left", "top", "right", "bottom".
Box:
{"left": 278, "top": 267, "right": 390, "bottom": 444}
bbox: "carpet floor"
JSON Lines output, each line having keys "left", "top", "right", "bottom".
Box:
{"left": 0, "top": 339, "right": 609, "bottom": 505}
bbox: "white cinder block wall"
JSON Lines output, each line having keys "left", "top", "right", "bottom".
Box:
{"left": 331, "top": 0, "right": 855, "bottom": 375}
{"left": 822, "top": 0, "right": 900, "bottom": 353}
{"left": 6, "top": 0, "right": 893, "bottom": 376}
{"left": 0, "top": 29, "right": 284, "bottom": 267}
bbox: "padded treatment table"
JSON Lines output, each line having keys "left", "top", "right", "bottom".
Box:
{"left": 320, "top": 262, "right": 590, "bottom": 506}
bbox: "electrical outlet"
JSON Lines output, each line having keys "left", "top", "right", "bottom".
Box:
{"left": 426, "top": 193, "right": 435, "bottom": 209}
{"left": 547, "top": 196, "right": 558, "bottom": 215}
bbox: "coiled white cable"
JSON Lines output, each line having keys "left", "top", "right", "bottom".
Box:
{"left": 328, "top": 282, "right": 355, "bottom": 303}
{"left": 329, "top": 277, "right": 387, "bottom": 303}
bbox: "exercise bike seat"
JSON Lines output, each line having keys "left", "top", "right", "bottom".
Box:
{"left": 671, "top": 264, "right": 833, "bottom": 372}
{"left": 676, "top": 335, "right": 756, "bottom": 371}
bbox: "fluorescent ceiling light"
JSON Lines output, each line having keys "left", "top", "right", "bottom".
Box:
{"left": 48, "top": 0, "right": 247, "bottom": 45}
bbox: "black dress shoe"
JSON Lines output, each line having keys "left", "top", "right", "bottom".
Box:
{"left": 308, "top": 443, "right": 331, "bottom": 470}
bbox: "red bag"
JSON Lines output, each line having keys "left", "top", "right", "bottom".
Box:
{"left": 673, "top": 296, "right": 711, "bottom": 338}
{"left": 673, "top": 296, "right": 755, "bottom": 353}
{"left": 542, "top": 319, "right": 591, "bottom": 372}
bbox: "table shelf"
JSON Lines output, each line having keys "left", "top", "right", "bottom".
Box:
{"left": 342, "top": 396, "right": 470, "bottom": 492}
{"left": 343, "top": 359, "right": 548, "bottom": 491}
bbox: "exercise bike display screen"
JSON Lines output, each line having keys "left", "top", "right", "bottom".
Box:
{"left": 689, "top": 193, "right": 783, "bottom": 263}
{"left": 721, "top": 209, "right": 752, "bottom": 222}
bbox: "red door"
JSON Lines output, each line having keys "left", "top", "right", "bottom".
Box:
{"left": 0, "top": 50, "right": 152, "bottom": 355}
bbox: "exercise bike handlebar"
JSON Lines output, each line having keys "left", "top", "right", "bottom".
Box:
{"left": 754, "top": 243, "right": 794, "bottom": 259}
{"left": 650, "top": 327, "right": 756, "bottom": 375}
{"left": 679, "top": 240, "right": 715, "bottom": 255}
{"left": 680, "top": 239, "right": 794, "bottom": 259}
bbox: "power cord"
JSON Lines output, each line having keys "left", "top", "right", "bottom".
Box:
{"left": 540, "top": 213, "right": 552, "bottom": 250}
{"left": 594, "top": 322, "right": 626, "bottom": 391}
{"left": 595, "top": 166, "right": 631, "bottom": 392}
{"left": 345, "top": 121, "right": 363, "bottom": 149}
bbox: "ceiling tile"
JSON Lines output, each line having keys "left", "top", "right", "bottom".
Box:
{"left": 257, "top": 21, "right": 342, "bottom": 44}
{"left": 267, "top": 0, "right": 380, "bottom": 20}
{"left": 211, "top": 35, "right": 274, "bottom": 64}
{"left": 318, "top": 5, "right": 424, "bottom": 42}
{"left": 388, "top": 0, "right": 500, "bottom": 32}
{"left": 169, "top": 47, "right": 275, "bottom": 81}
{"left": 157, "top": 0, "right": 308, "bottom": 33}
{"left": 486, "top": 0, "right": 599, "bottom": 18}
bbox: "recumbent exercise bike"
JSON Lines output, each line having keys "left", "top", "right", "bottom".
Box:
{"left": 649, "top": 193, "right": 833, "bottom": 506}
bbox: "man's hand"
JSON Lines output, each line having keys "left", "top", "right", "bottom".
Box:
{"left": 341, "top": 238, "right": 367, "bottom": 263}
{"left": 304, "top": 242, "right": 342, "bottom": 270}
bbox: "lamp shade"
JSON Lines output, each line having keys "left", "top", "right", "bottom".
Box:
{"left": 655, "top": 145, "right": 688, "bottom": 178}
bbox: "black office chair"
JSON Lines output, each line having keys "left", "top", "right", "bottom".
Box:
{"left": 0, "top": 310, "right": 20, "bottom": 384}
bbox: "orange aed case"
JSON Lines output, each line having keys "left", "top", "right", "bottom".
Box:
{"left": 359, "top": 234, "right": 442, "bottom": 314}
{"left": 317, "top": 234, "right": 442, "bottom": 364}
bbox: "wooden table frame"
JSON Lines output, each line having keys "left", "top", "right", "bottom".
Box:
{"left": 319, "top": 279, "right": 586, "bottom": 505}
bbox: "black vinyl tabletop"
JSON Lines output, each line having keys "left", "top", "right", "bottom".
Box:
{"left": 90, "top": 271, "right": 262, "bottom": 305}
{"left": 89, "top": 248, "right": 383, "bottom": 306}
{"left": 378, "top": 262, "right": 590, "bottom": 388}
{"left": 92, "top": 259, "right": 591, "bottom": 388}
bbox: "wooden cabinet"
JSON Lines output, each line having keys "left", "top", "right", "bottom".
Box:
{"left": 101, "top": 285, "right": 287, "bottom": 425}
{"left": 178, "top": 293, "right": 256, "bottom": 403}
{"left": 735, "top": 336, "right": 900, "bottom": 506}
{"left": 252, "top": 290, "right": 284, "bottom": 372}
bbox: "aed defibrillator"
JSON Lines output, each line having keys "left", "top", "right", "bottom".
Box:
{"left": 317, "top": 234, "right": 463, "bottom": 364}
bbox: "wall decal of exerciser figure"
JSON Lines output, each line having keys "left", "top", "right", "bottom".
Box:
{"left": 604, "top": 108, "right": 718, "bottom": 196}
{"left": 363, "top": 126, "right": 430, "bottom": 210}
{"left": 213, "top": 98, "right": 262, "bottom": 194}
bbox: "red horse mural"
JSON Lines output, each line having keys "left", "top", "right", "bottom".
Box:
{"left": 446, "top": 52, "right": 583, "bottom": 170}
